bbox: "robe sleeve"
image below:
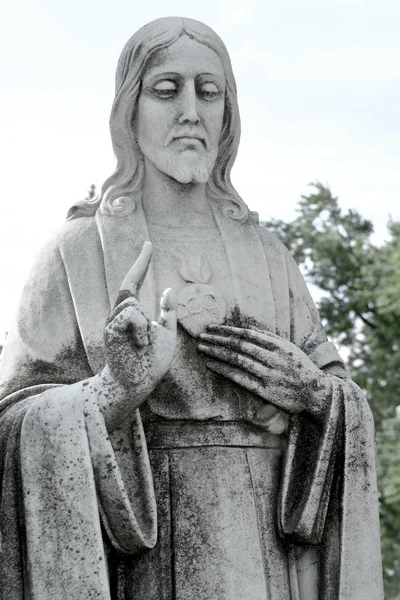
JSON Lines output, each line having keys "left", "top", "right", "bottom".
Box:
{"left": 0, "top": 225, "right": 157, "bottom": 600}
{"left": 277, "top": 248, "right": 383, "bottom": 600}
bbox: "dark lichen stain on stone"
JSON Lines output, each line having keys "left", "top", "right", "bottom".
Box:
{"left": 2, "top": 340, "right": 94, "bottom": 400}
{"left": 223, "top": 305, "right": 264, "bottom": 330}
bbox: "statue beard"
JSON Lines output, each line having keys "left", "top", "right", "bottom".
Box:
{"left": 142, "top": 146, "right": 218, "bottom": 185}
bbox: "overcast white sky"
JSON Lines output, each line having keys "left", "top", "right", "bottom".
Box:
{"left": 0, "top": 0, "right": 399, "bottom": 341}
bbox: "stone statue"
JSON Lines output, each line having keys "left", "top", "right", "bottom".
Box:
{"left": 0, "top": 17, "right": 383, "bottom": 600}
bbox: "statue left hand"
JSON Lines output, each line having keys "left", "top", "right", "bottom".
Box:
{"left": 198, "top": 325, "right": 330, "bottom": 421}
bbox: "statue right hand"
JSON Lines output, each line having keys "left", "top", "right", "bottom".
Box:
{"left": 98, "top": 242, "right": 177, "bottom": 430}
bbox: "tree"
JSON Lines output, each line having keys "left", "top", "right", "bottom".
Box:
{"left": 263, "top": 182, "right": 400, "bottom": 598}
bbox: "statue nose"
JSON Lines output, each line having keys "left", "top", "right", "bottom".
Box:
{"left": 178, "top": 83, "right": 200, "bottom": 124}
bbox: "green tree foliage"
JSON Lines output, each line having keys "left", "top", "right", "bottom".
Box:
{"left": 379, "top": 414, "right": 400, "bottom": 597}
{"left": 263, "top": 182, "right": 400, "bottom": 598}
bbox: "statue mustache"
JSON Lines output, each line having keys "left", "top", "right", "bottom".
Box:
{"left": 164, "top": 127, "right": 209, "bottom": 150}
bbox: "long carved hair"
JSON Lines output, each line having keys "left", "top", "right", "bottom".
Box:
{"left": 68, "top": 17, "right": 249, "bottom": 222}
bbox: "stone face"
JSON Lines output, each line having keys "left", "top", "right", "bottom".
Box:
{"left": 0, "top": 16, "right": 384, "bottom": 600}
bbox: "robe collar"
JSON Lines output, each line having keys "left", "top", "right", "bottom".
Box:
{"left": 95, "top": 199, "right": 276, "bottom": 332}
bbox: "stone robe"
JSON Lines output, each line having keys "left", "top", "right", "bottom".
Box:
{"left": 0, "top": 204, "right": 383, "bottom": 599}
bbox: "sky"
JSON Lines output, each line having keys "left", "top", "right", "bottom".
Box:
{"left": 0, "top": 0, "right": 399, "bottom": 342}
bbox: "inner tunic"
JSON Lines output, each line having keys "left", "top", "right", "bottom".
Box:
{"left": 142, "top": 221, "right": 277, "bottom": 427}
{"left": 114, "top": 222, "right": 296, "bottom": 600}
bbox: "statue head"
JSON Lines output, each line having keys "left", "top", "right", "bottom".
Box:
{"left": 69, "top": 17, "right": 249, "bottom": 222}
{"left": 136, "top": 34, "right": 226, "bottom": 188}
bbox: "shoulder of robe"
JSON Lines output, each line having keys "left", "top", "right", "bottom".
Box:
{"left": 252, "top": 223, "right": 307, "bottom": 291}
{"left": 37, "top": 216, "right": 100, "bottom": 261}
{"left": 0, "top": 217, "right": 102, "bottom": 392}
{"left": 18, "top": 213, "right": 107, "bottom": 351}
{"left": 253, "top": 224, "right": 313, "bottom": 299}
{"left": 252, "top": 223, "right": 291, "bottom": 261}
{"left": 21, "top": 216, "right": 104, "bottom": 299}
{"left": 15, "top": 216, "right": 99, "bottom": 308}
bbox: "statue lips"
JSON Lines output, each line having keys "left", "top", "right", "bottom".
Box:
{"left": 175, "top": 136, "right": 204, "bottom": 145}
{"left": 166, "top": 128, "right": 208, "bottom": 150}
{"left": 173, "top": 137, "right": 206, "bottom": 152}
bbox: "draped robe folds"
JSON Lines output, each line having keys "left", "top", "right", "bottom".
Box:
{"left": 0, "top": 205, "right": 383, "bottom": 600}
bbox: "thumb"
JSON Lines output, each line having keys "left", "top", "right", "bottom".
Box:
{"left": 158, "top": 288, "right": 177, "bottom": 333}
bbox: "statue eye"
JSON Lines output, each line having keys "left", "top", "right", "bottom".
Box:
{"left": 153, "top": 80, "right": 177, "bottom": 98}
{"left": 198, "top": 82, "right": 220, "bottom": 100}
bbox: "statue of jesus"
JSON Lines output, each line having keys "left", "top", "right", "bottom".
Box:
{"left": 0, "top": 16, "right": 383, "bottom": 600}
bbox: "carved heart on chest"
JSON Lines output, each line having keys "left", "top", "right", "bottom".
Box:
{"left": 176, "top": 252, "right": 227, "bottom": 337}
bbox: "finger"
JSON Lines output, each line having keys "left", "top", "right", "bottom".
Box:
{"left": 110, "top": 296, "right": 144, "bottom": 321}
{"left": 198, "top": 334, "right": 271, "bottom": 362}
{"left": 248, "top": 324, "right": 283, "bottom": 340}
{"left": 205, "top": 360, "right": 298, "bottom": 414}
{"left": 205, "top": 360, "right": 268, "bottom": 401}
{"left": 106, "top": 305, "right": 150, "bottom": 346}
{"left": 239, "top": 328, "right": 308, "bottom": 365}
{"left": 115, "top": 241, "right": 153, "bottom": 307}
{"left": 206, "top": 324, "right": 243, "bottom": 336}
{"left": 158, "top": 288, "right": 177, "bottom": 333}
{"left": 204, "top": 326, "right": 280, "bottom": 353}
{"left": 198, "top": 344, "right": 269, "bottom": 379}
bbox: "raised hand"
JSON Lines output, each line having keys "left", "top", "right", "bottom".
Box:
{"left": 198, "top": 325, "right": 331, "bottom": 421}
{"left": 97, "top": 242, "right": 177, "bottom": 430}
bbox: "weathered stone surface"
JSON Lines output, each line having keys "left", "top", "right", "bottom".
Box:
{"left": 0, "top": 16, "right": 383, "bottom": 600}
